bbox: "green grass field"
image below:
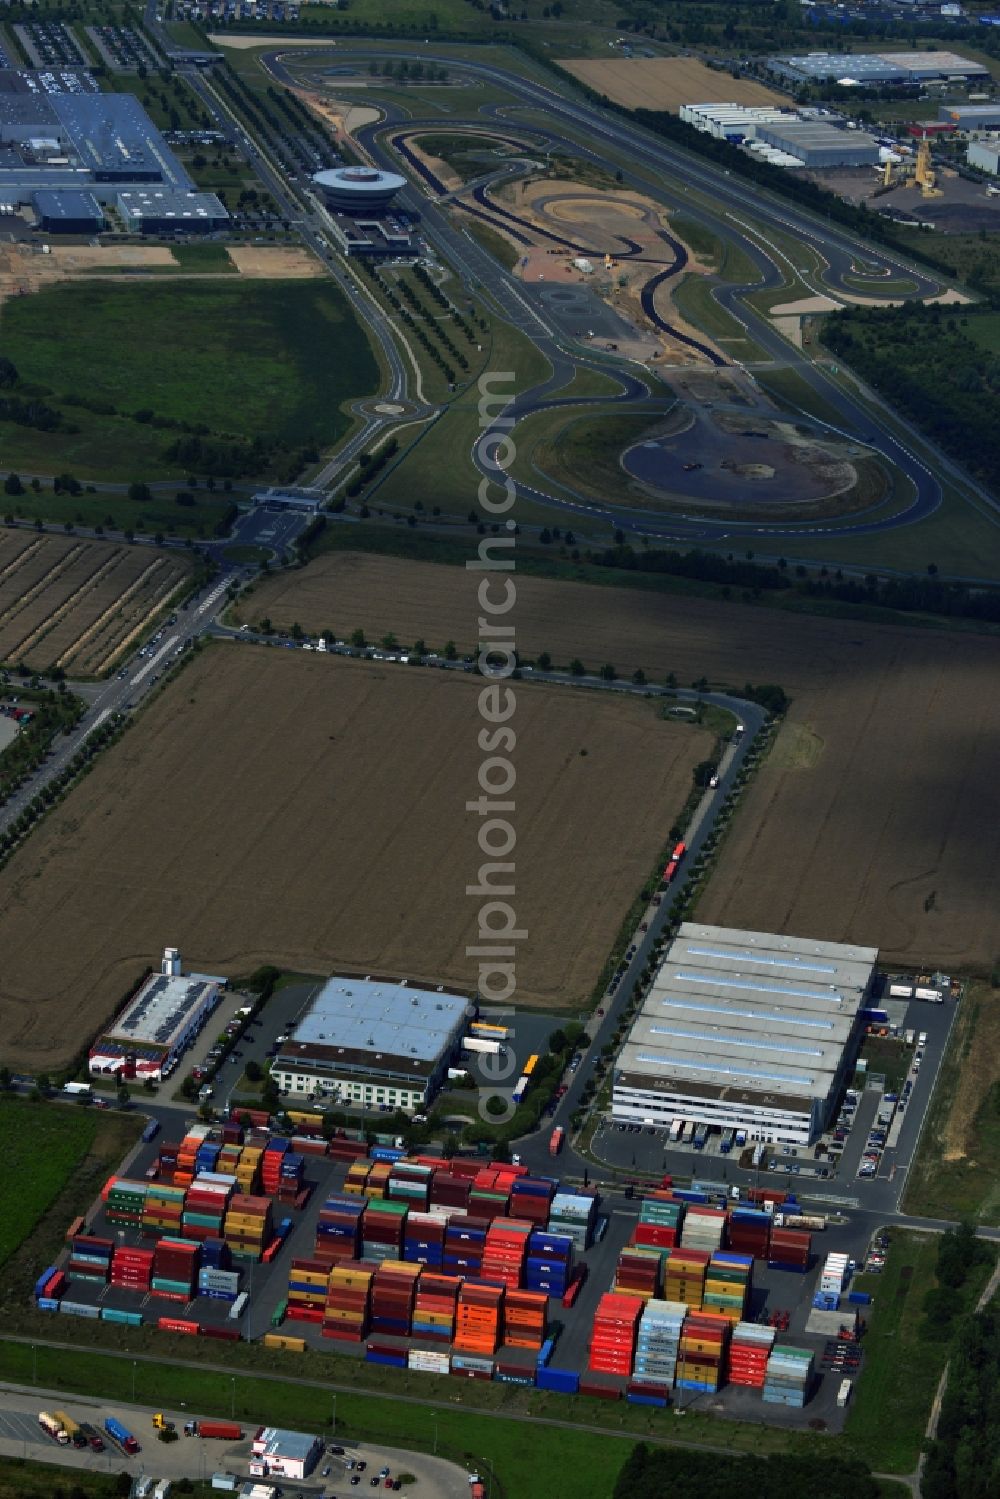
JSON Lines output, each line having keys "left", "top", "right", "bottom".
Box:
{"left": 842, "top": 1230, "right": 994, "bottom": 1472}
{"left": 0, "top": 1099, "right": 140, "bottom": 1278}
{"left": 0, "top": 280, "right": 378, "bottom": 481}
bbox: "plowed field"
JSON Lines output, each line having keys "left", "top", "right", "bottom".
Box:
{"left": 243, "top": 551, "right": 1000, "bottom": 971}
{"left": 1, "top": 645, "right": 707, "bottom": 1068}
{"left": 0, "top": 531, "right": 190, "bottom": 674}
{"left": 558, "top": 57, "right": 787, "bottom": 113}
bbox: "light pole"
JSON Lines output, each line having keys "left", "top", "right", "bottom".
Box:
{"left": 331, "top": 1393, "right": 337, "bottom": 1438}
{"left": 31, "top": 1344, "right": 36, "bottom": 1384}
{"left": 231, "top": 1376, "right": 236, "bottom": 1419}
{"left": 432, "top": 1416, "right": 438, "bottom": 1456}
{"left": 131, "top": 1360, "right": 137, "bottom": 1403}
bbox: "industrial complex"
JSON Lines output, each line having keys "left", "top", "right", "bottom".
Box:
{"left": 0, "top": 69, "right": 226, "bottom": 232}
{"left": 270, "top": 977, "right": 471, "bottom": 1111}
{"left": 766, "top": 49, "right": 990, "bottom": 87}
{"left": 612, "top": 924, "right": 878, "bottom": 1145}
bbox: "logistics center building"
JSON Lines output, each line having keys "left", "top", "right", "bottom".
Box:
{"left": 270, "top": 977, "right": 470, "bottom": 1112}
{"left": 250, "top": 1428, "right": 323, "bottom": 1482}
{"left": 613, "top": 923, "right": 877, "bottom": 1146}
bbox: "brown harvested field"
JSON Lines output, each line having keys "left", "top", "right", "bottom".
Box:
{"left": 242, "top": 551, "right": 1000, "bottom": 972}
{"left": 1, "top": 644, "right": 708, "bottom": 1069}
{"left": 0, "top": 532, "right": 190, "bottom": 675}
{"left": 558, "top": 57, "right": 787, "bottom": 113}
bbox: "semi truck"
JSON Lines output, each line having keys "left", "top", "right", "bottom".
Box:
{"left": 104, "top": 1415, "right": 140, "bottom": 1455}
{"left": 38, "top": 1412, "right": 69, "bottom": 1445}
{"left": 53, "top": 1411, "right": 87, "bottom": 1448}
{"left": 192, "top": 1421, "right": 244, "bottom": 1441}
{"left": 549, "top": 1126, "right": 565, "bottom": 1156}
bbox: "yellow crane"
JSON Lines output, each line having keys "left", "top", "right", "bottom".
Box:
{"left": 913, "top": 138, "right": 942, "bottom": 198}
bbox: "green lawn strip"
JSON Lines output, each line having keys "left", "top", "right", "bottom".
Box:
{"left": 171, "top": 244, "right": 236, "bottom": 272}
{"left": 841, "top": 1230, "right": 995, "bottom": 1472}
{"left": 462, "top": 216, "right": 520, "bottom": 272}
{"left": 670, "top": 272, "right": 768, "bottom": 358}
{"left": 904, "top": 981, "right": 1000, "bottom": 1225}
{"left": 0, "top": 1456, "right": 213, "bottom": 1499}
{"left": 0, "top": 1099, "right": 142, "bottom": 1297}
{"left": 1, "top": 487, "right": 232, "bottom": 541}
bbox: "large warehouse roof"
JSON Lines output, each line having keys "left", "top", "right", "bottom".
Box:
{"left": 285, "top": 977, "right": 468, "bottom": 1064}
{"left": 616, "top": 924, "right": 876, "bottom": 1105}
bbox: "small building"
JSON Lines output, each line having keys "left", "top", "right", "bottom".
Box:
{"left": 116, "top": 188, "right": 228, "bottom": 234}
{"left": 968, "top": 140, "right": 1000, "bottom": 173}
{"left": 251, "top": 486, "right": 325, "bottom": 513}
{"left": 32, "top": 188, "right": 103, "bottom": 233}
{"left": 941, "top": 102, "right": 1000, "bottom": 131}
{"left": 271, "top": 976, "right": 470, "bottom": 1112}
{"left": 326, "top": 210, "right": 413, "bottom": 258}
{"left": 679, "top": 102, "right": 795, "bottom": 141}
{"left": 88, "top": 947, "right": 221, "bottom": 1081}
{"left": 249, "top": 1428, "right": 322, "bottom": 1482}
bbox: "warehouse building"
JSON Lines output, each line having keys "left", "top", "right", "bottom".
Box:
{"left": 679, "top": 102, "right": 794, "bottom": 140}
{"left": 271, "top": 977, "right": 470, "bottom": 1112}
{"left": 249, "top": 1429, "right": 322, "bottom": 1482}
{"left": 32, "top": 188, "right": 102, "bottom": 233}
{"left": 768, "top": 50, "right": 988, "bottom": 86}
{"left": 968, "top": 140, "right": 1000, "bottom": 173}
{"left": 755, "top": 120, "right": 880, "bottom": 167}
{"left": 612, "top": 923, "right": 877, "bottom": 1146}
{"left": 116, "top": 188, "right": 228, "bottom": 234}
{"left": 942, "top": 102, "right": 1000, "bottom": 131}
{"left": 89, "top": 948, "right": 222, "bottom": 1082}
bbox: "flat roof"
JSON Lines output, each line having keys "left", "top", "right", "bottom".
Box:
{"left": 33, "top": 187, "right": 100, "bottom": 217}
{"left": 105, "top": 971, "right": 218, "bottom": 1050}
{"left": 278, "top": 977, "right": 468, "bottom": 1078}
{"left": 117, "top": 187, "right": 227, "bottom": 220}
{"left": 615, "top": 924, "right": 876, "bottom": 1105}
{"left": 253, "top": 1429, "right": 319, "bottom": 1461}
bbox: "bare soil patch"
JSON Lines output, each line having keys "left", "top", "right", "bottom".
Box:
{"left": 0, "top": 532, "right": 190, "bottom": 674}
{"left": 2, "top": 645, "right": 707, "bottom": 1069}
{"left": 559, "top": 57, "right": 787, "bottom": 113}
{"left": 226, "top": 246, "right": 324, "bottom": 278}
{"left": 243, "top": 552, "right": 1000, "bottom": 970}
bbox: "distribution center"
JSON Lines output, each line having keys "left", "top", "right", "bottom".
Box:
{"left": 612, "top": 923, "right": 877, "bottom": 1145}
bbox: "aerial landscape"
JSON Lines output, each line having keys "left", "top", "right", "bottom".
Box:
{"left": 2, "top": 0, "right": 1000, "bottom": 1495}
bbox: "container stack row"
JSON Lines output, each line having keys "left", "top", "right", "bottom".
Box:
{"left": 727, "top": 1322, "right": 775, "bottom": 1389}
{"left": 763, "top": 1345, "right": 813, "bottom": 1407}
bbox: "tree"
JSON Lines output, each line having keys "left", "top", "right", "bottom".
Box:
{"left": 291, "top": 621, "right": 304, "bottom": 641}
{"left": 245, "top": 1059, "right": 263, "bottom": 1083}
{"left": 443, "top": 640, "right": 458, "bottom": 660}
{"left": 570, "top": 659, "right": 585, "bottom": 676}
{"left": 381, "top": 632, "right": 398, "bottom": 650}
{"left": 0, "top": 1066, "right": 9, "bottom": 1091}
{"left": 413, "top": 638, "right": 426, "bottom": 656}
{"left": 350, "top": 627, "right": 366, "bottom": 647}
{"left": 537, "top": 651, "right": 552, "bottom": 670}
{"left": 128, "top": 481, "right": 151, "bottom": 504}
{"left": 548, "top": 1028, "right": 567, "bottom": 1054}
{"left": 600, "top": 663, "right": 617, "bottom": 681}
{"left": 4, "top": 472, "right": 22, "bottom": 496}
{"left": 632, "top": 668, "right": 646, "bottom": 685}
{"left": 0, "top": 356, "right": 17, "bottom": 388}
{"left": 116, "top": 1086, "right": 131, "bottom": 1109}
{"left": 35, "top": 1072, "right": 50, "bottom": 1094}
{"left": 693, "top": 759, "right": 719, "bottom": 789}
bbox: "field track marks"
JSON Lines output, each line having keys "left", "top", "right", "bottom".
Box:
{"left": 7, "top": 548, "right": 124, "bottom": 665}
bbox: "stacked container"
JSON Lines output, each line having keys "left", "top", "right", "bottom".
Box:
{"left": 727, "top": 1322, "right": 775, "bottom": 1389}
{"left": 615, "top": 1245, "right": 661, "bottom": 1300}
{"left": 402, "top": 1210, "right": 448, "bottom": 1268}
{"left": 453, "top": 1282, "right": 504, "bottom": 1355}
{"left": 344, "top": 1160, "right": 372, "bottom": 1195}
{"left": 388, "top": 1162, "right": 432, "bottom": 1209}
{"left": 703, "top": 1252, "right": 753, "bottom": 1321}
{"left": 820, "top": 1252, "right": 849, "bottom": 1297}
{"left": 429, "top": 1169, "right": 471, "bottom": 1213}
{"left": 143, "top": 1182, "right": 185, "bottom": 1235}
{"left": 763, "top": 1344, "right": 813, "bottom": 1407}
{"left": 470, "top": 1168, "right": 512, "bottom": 1221}
{"left": 589, "top": 1293, "right": 641, "bottom": 1376}
{"left": 363, "top": 1198, "right": 409, "bottom": 1264}
{"left": 663, "top": 1247, "right": 710, "bottom": 1309}
{"left": 104, "top": 1178, "right": 147, "bottom": 1230}
{"left": 286, "top": 1258, "right": 329, "bottom": 1322}
{"left": 675, "top": 1311, "right": 731, "bottom": 1392}
{"left": 366, "top": 1334, "right": 408, "bottom": 1369}
{"left": 549, "top": 1191, "right": 597, "bottom": 1251}
{"left": 509, "top": 1176, "right": 554, "bottom": 1224}
{"left": 493, "top": 1346, "right": 537, "bottom": 1386}
{"left": 235, "top": 1140, "right": 263, "bottom": 1196}
{"left": 151, "top": 1238, "right": 199, "bottom": 1300}
{"left": 767, "top": 1226, "right": 811, "bottom": 1273}
{"left": 481, "top": 1218, "right": 531, "bottom": 1288}
{"left": 183, "top": 1174, "right": 234, "bottom": 1242}
{"left": 110, "top": 1246, "right": 154, "bottom": 1294}
{"left": 314, "top": 1196, "right": 363, "bottom": 1266}
{"left": 502, "top": 1289, "right": 547, "bottom": 1349}
{"left": 371, "top": 1261, "right": 420, "bottom": 1335}
{"left": 323, "top": 1261, "right": 372, "bottom": 1342}
{"left": 365, "top": 1162, "right": 392, "bottom": 1200}
{"left": 726, "top": 1206, "right": 772, "bottom": 1260}
{"left": 524, "top": 1229, "right": 574, "bottom": 1298}
{"left": 67, "top": 1235, "right": 113, "bottom": 1284}
{"left": 198, "top": 1241, "right": 240, "bottom": 1303}
{"left": 633, "top": 1196, "right": 684, "bottom": 1250}
{"left": 224, "top": 1195, "right": 272, "bottom": 1260}
{"left": 631, "top": 1299, "right": 685, "bottom": 1387}
{"left": 408, "top": 1346, "right": 451, "bottom": 1377}
{"left": 327, "top": 1135, "right": 370, "bottom": 1165}
{"left": 411, "top": 1272, "right": 458, "bottom": 1340}
{"left": 444, "top": 1217, "right": 487, "bottom": 1277}
{"left": 680, "top": 1206, "right": 727, "bottom": 1253}
{"left": 261, "top": 1138, "right": 290, "bottom": 1196}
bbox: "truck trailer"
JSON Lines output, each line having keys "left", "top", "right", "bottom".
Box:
{"left": 38, "top": 1412, "right": 68, "bottom": 1445}
{"left": 105, "top": 1416, "right": 140, "bottom": 1455}
{"left": 53, "top": 1411, "right": 86, "bottom": 1448}
{"left": 549, "top": 1126, "right": 565, "bottom": 1156}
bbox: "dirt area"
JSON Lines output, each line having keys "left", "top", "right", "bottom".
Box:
{"left": 242, "top": 552, "right": 1000, "bottom": 971}
{"left": 293, "top": 86, "right": 381, "bottom": 142}
{"left": 821, "top": 163, "right": 1000, "bottom": 233}
{"left": 558, "top": 57, "right": 787, "bottom": 113}
{"left": 226, "top": 246, "right": 323, "bottom": 277}
{"left": 2, "top": 644, "right": 708, "bottom": 1068}
{"left": 0, "top": 532, "right": 189, "bottom": 673}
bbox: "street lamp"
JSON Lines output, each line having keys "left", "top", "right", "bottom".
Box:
{"left": 231, "top": 1376, "right": 236, "bottom": 1419}
{"left": 131, "top": 1360, "right": 137, "bottom": 1403}
{"left": 331, "top": 1393, "right": 337, "bottom": 1437}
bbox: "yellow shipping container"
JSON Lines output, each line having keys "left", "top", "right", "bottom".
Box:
{"left": 263, "top": 1334, "right": 306, "bottom": 1352}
